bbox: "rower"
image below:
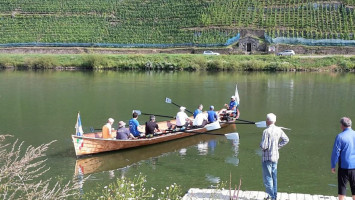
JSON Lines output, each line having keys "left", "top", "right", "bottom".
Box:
{"left": 224, "top": 96, "right": 239, "bottom": 118}
{"left": 192, "top": 112, "right": 208, "bottom": 128}
{"left": 193, "top": 104, "right": 203, "bottom": 118}
{"left": 116, "top": 121, "right": 135, "bottom": 140}
{"left": 102, "top": 118, "right": 115, "bottom": 139}
{"left": 207, "top": 105, "right": 218, "bottom": 123}
{"left": 129, "top": 112, "right": 142, "bottom": 137}
{"left": 145, "top": 115, "right": 161, "bottom": 138}
{"left": 176, "top": 106, "right": 192, "bottom": 130}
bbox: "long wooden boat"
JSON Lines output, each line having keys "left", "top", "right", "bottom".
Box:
{"left": 72, "top": 109, "right": 236, "bottom": 157}
{"left": 74, "top": 133, "right": 223, "bottom": 175}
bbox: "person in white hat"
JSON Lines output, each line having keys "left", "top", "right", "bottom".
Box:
{"left": 225, "top": 96, "right": 238, "bottom": 111}
{"left": 260, "top": 113, "right": 289, "bottom": 200}
{"left": 224, "top": 95, "right": 239, "bottom": 118}
{"left": 176, "top": 106, "right": 192, "bottom": 129}
{"left": 116, "top": 121, "right": 135, "bottom": 140}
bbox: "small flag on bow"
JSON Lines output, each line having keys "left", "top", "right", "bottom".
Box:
{"left": 75, "top": 112, "right": 84, "bottom": 136}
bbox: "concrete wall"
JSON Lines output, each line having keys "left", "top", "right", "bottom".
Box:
{"left": 274, "top": 44, "right": 355, "bottom": 55}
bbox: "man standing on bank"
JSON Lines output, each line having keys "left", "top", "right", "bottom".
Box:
{"left": 260, "top": 113, "right": 289, "bottom": 200}
{"left": 331, "top": 117, "right": 355, "bottom": 200}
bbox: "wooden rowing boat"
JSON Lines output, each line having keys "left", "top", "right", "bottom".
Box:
{"left": 72, "top": 109, "right": 236, "bottom": 157}
{"left": 74, "top": 133, "right": 225, "bottom": 175}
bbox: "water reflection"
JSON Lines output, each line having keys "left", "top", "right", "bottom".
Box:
{"left": 225, "top": 133, "right": 240, "bottom": 166}
{"left": 197, "top": 142, "right": 209, "bottom": 155}
{"left": 179, "top": 148, "right": 187, "bottom": 156}
{"left": 208, "top": 140, "right": 217, "bottom": 154}
{"left": 205, "top": 174, "right": 220, "bottom": 184}
{"left": 74, "top": 134, "right": 224, "bottom": 194}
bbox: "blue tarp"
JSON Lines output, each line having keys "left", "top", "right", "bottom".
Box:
{"left": 265, "top": 34, "right": 355, "bottom": 46}
{"left": 0, "top": 33, "right": 240, "bottom": 48}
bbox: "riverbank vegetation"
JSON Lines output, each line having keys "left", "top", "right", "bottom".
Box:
{"left": 0, "top": 135, "right": 185, "bottom": 199}
{"left": 84, "top": 173, "right": 182, "bottom": 200}
{"left": 0, "top": 54, "right": 354, "bottom": 72}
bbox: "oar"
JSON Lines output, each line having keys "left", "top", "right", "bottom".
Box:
{"left": 165, "top": 129, "right": 226, "bottom": 136}
{"left": 133, "top": 110, "right": 175, "bottom": 119}
{"left": 227, "top": 120, "right": 291, "bottom": 130}
{"left": 254, "top": 121, "right": 291, "bottom": 130}
{"left": 165, "top": 97, "right": 193, "bottom": 114}
{"left": 235, "top": 118, "right": 256, "bottom": 124}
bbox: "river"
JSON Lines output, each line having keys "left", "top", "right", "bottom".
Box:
{"left": 0, "top": 70, "right": 354, "bottom": 197}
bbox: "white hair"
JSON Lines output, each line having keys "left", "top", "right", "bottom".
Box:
{"left": 266, "top": 113, "right": 276, "bottom": 122}
{"left": 108, "top": 118, "right": 114, "bottom": 123}
{"left": 340, "top": 117, "right": 352, "bottom": 127}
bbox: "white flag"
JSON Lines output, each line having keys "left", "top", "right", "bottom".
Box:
{"left": 75, "top": 112, "right": 84, "bottom": 136}
{"left": 235, "top": 84, "right": 240, "bottom": 105}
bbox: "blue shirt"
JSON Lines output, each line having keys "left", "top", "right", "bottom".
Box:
{"left": 193, "top": 109, "right": 202, "bottom": 118}
{"left": 207, "top": 110, "right": 218, "bottom": 123}
{"left": 129, "top": 118, "right": 140, "bottom": 137}
{"left": 331, "top": 128, "right": 355, "bottom": 169}
{"left": 229, "top": 100, "right": 238, "bottom": 112}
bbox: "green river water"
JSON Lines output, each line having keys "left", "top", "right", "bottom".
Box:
{"left": 0, "top": 70, "right": 354, "bottom": 197}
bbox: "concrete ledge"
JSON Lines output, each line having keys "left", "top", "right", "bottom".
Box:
{"left": 182, "top": 188, "right": 352, "bottom": 200}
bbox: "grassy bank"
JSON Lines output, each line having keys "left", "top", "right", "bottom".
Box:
{"left": 0, "top": 54, "right": 354, "bottom": 72}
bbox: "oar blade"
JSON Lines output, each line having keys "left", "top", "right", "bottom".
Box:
{"left": 255, "top": 121, "right": 267, "bottom": 128}
{"left": 205, "top": 121, "right": 221, "bottom": 131}
{"left": 133, "top": 110, "right": 141, "bottom": 115}
{"left": 165, "top": 97, "right": 172, "bottom": 104}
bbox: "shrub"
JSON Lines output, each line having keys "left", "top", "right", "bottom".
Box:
{"left": 80, "top": 54, "right": 110, "bottom": 69}
{"left": 0, "top": 135, "right": 81, "bottom": 200}
{"left": 207, "top": 59, "right": 224, "bottom": 70}
{"left": 339, "top": 60, "right": 355, "bottom": 71}
{"left": 24, "top": 56, "right": 59, "bottom": 69}
{"left": 84, "top": 173, "right": 182, "bottom": 200}
{"left": 240, "top": 60, "right": 267, "bottom": 71}
{"left": 192, "top": 56, "right": 208, "bottom": 70}
{"left": 0, "top": 57, "right": 14, "bottom": 68}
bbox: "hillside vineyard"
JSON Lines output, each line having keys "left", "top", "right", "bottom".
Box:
{"left": 0, "top": 0, "right": 354, "bottom": 45}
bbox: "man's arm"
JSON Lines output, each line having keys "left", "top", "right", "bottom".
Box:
{"left": 278, "top": 130, "right": 289, "bottom": 149}
{"left": 331, "top": 135, "right": 341, "bottom": 169}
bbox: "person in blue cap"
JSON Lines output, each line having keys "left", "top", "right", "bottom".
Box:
{"left": 207, "top": 105, "right": 218, "bottom": 123}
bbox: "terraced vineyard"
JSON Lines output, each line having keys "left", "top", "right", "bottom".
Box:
{"left": 0, "top": 0, "right": 354, "bottom": 46}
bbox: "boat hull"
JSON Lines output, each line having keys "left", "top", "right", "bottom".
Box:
{"left": 72, "top": 108, "right": 236, "bottom": 157}
{"left": 72, "top": 122, "right": 229, "bottom": 156}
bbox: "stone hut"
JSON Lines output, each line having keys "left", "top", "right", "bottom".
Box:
{"left": 238, "top": 36, "right": 260, "bottom": 53}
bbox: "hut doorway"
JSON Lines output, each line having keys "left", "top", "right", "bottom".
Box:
{"left": 247, "top": 43, "right": 252, "bottom": 52}
{"left": 238, "top": 36, "right": 260, "bottom": 54}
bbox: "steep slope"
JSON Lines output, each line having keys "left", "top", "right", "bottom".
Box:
{"left": 0, "top": 0, "right": 354, "bottom": 46}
